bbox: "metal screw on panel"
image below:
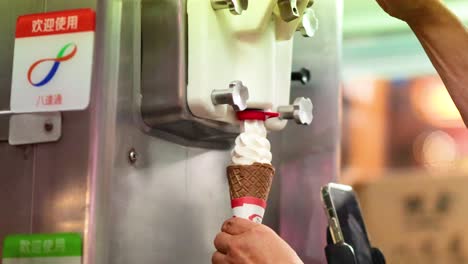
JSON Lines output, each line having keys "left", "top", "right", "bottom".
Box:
{"left": 278, "top": 97, "right": 313, "bottom": 125}
{"left": 211, "top": 81, "right": 250, "bottom": 111}
{"left": 278, "top": 0, "right": 300, "bottom": 22}
{"left": 211, "top": 0, "right": 248, "bottom": 15}
{"left": 44, "top": 122, "right": 54, "bottom": 133}
{"left": 291, "top": 68, "right": 311, "bottom": 84}
{"left": 128, "top": 149, "right": 138, "bottom": 164}
{"left": 297, "top": 8, "right": 319, "bottom": 38}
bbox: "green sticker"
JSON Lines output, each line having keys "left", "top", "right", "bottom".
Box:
{"left": 3, "top": 233, "right": 82, "bottom": 259}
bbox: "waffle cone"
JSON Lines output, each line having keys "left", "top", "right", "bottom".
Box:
{"left": 227, "top": 163, "right": 275, "bottom": 201}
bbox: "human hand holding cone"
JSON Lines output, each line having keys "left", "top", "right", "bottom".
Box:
{"left": 228, "top": 117, "right": 275, "bottom": 223}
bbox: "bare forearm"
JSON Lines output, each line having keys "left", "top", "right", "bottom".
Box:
{"left": 408, "top": 2, "right": 468, "bottom": 126}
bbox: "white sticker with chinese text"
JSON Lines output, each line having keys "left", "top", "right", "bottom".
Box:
{"left": 10, "top": 9, "right": 96, "bottom": 113}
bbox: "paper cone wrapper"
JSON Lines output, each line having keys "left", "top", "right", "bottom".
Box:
{"left": 227, "top": 163, "right": 275, "bottom": 223}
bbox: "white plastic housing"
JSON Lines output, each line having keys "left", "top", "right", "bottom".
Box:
{"left": 187, "top": 0, "right": 311, "bottom": 131}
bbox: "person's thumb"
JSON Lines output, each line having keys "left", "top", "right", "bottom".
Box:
{"left": 221, "top": 217, "right": 258, "bottom": 235}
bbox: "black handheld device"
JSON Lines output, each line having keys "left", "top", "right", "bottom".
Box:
{"left": 321, "top": 183, "right": 384, "bottom": 264}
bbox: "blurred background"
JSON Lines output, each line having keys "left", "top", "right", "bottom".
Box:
{"left": 341, "top": 0, "right": 468, "bottom": 263}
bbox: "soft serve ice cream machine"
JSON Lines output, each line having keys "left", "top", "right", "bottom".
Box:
{"left": 141, "top": 0, "right": 319, "bottom": 224}
{"left": 141, "top": 0, "right": 317, "bottom": 148}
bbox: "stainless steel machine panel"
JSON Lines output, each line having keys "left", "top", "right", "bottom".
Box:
{"left": 0, "top": 1, "right": 44, "bottom": 110}
{"left": 94, "top": 1, "right": 234, "bottom": 262}
{"left": 140, "top": 0, "right": 238, "bottom": 149}
{"left": 271, "top": 0, "right": 343, "bottom": 262}
{"left": 0, "top": 0, "right": 95, "bottom": 257}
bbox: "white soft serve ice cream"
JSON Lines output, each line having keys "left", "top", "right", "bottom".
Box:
{"left": 232, "top": 120, "right": 272, "bottom": 165}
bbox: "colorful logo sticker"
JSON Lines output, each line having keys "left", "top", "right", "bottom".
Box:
{"left": 27, "top": 43, "right": 77, "bottom": 87}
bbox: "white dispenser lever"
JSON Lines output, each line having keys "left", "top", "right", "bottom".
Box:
{"left": 278, "top": 0, "right": 300, "bottom": 22}
{"left": 211, "top": 0, "right": 249, "bottom": 15}
{"left": 278, "top": 97, "right": 314, "bottom": 125}
{"left": 211, "top": 81, "right": 250, "bottom": 111}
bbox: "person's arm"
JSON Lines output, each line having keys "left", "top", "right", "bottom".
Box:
{"left": 212, "top": 217, "right": 303, "bottom": 264}
{"left": 376, "top": 0, "right": 468, "bottom": 126}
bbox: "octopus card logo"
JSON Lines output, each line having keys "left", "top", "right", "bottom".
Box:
{"left": 27, "top": 43, "right": 77, "bottom": 87}
{"left": 11, "top": 9, "right": 95, "bottom": 113}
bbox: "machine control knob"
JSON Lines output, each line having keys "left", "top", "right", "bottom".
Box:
{"left": 297, "top": 8, "right": 319, "bottom": 38}
{"left": 211, "top": 81, "right": 250, "bottom": 111}
{"left": 278, "top": 0, "right": 300, "bottom": 22}
{"left": 291, "top": 68, "right": 311, "bottom": 85}
{"left": 278, "top": 97, "right": 313, "bottom": 125}
{"left": 211, "top": 0, "right": 248, "bottom": 15}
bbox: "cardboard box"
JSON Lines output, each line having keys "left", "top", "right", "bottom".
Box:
{"left": 354, "top": 171, "right": 468, "bottom": 264}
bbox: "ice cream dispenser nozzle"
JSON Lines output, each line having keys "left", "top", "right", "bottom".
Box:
{"left": 278, "top": 97, "right": 313, "bottom": 125}
{"left": 211, "top": 80, "right": 250, "bottom": 111}
{"left": 233, "top": 97, "right": 313, "bottom": 126}
{"left": 236, "top": 110, "right": 279, "bottom": 121}
{"left": 211, "top": 0, "right": 248, "bottom": 15}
